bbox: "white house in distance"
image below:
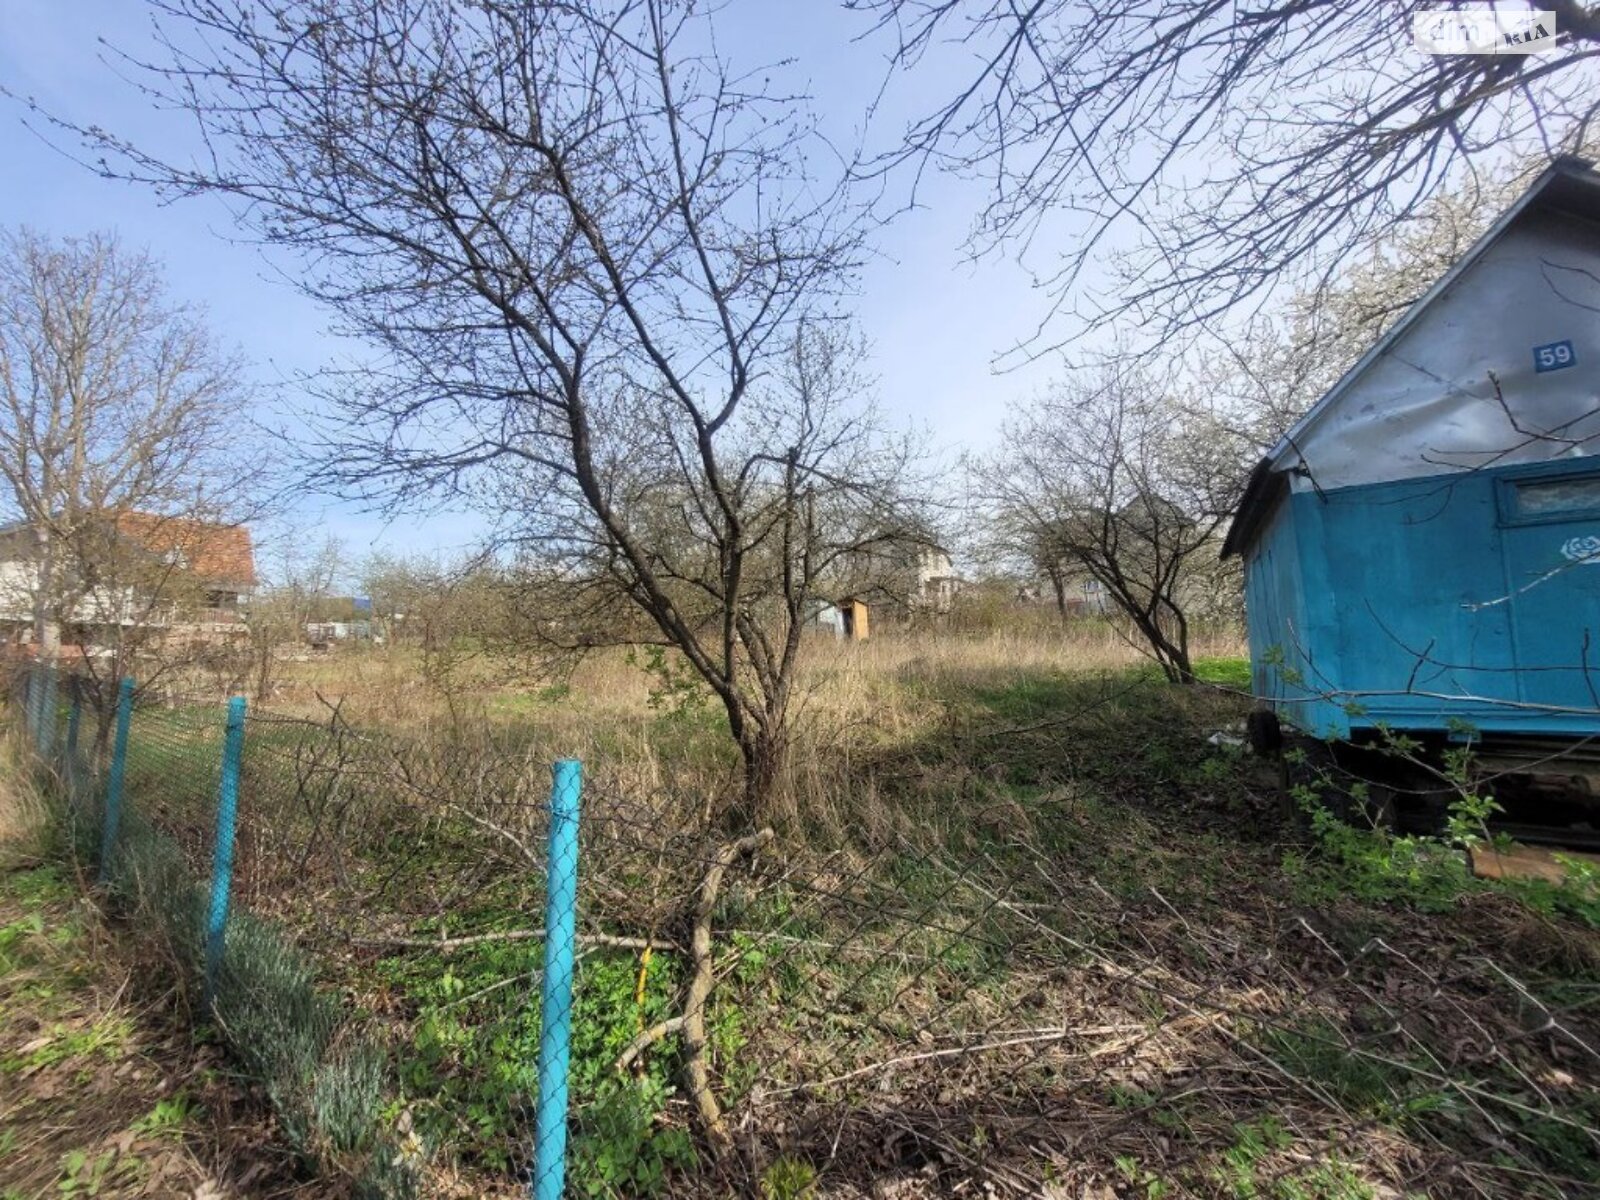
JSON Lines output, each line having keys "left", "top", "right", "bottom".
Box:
{"left": 0, "top": 512, "right": 257, "bottom": 656}
{"left": 913, "top": 547, "right": 963, "bottom": 614}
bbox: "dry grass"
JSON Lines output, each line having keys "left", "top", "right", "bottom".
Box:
{"left": 261, "top": 622, "right": 1245, "bottom": 836}
{"left": 0, "top": 739, "right": 47, "bottom": 862}
{"left": 270, "top": 622, "right": 1245, "bottom": 724}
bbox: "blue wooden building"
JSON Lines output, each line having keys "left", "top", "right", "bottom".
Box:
{"left": 1224, "top": 159, "right": 1600, "bottom": 749}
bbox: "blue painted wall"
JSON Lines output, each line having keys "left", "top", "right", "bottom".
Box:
{"left": 1244, "top": 456, "right": 1600, "bottom": 739}
{"left": 1244, "top": 489, "right": 1310, "bottom": 710}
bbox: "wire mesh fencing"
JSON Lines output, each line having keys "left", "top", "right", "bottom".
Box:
{"left": 10, "top": 666, "right": 418, "bottom": 1198}
{"left": 9, "top": 661, "right": 1599, "bottom": 1199}
{"left": 560, "top": 789, "right": 1600, "bottom": 1199}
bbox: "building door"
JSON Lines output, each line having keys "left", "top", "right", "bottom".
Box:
{"left": 1499, "top": 468, "right": 1600, "bottom": 712}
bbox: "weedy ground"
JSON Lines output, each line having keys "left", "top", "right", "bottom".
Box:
{"left": 11, "top": 620, "right": 1600, "bottom": 1198}
{"left": 0, "top": 756, "right": 322, "bottom": 1200}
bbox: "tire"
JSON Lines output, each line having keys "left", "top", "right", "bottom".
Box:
{"left": 1246, "top": 708, "right": 1283, "bottom": 758}
{"left": 1279, "top": 734, "right": 1335, "bottom": 834}
{"left": 1281, "top": 734, "right": 1400, "bottom": 833}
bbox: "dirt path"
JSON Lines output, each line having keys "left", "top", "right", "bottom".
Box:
{"left": 0, "top": 757, "right": 321, "bottom": 1200}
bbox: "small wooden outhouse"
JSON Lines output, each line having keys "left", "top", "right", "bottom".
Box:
{"left": 837, "top": 596, "right": 870, "bottom": 641}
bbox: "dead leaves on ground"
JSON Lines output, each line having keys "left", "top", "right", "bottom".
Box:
{"left": 0, "top": 861, "right": 321, "bottom": 1199}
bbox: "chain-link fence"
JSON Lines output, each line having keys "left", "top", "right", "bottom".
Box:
{"left": 12, "top": 666, "right": 420, "bottom": 1197}
{"left": 10, "top": 662, "right": 1600, "bottom": 1199}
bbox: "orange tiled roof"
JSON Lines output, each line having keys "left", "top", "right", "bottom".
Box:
{"left": 114, "top": 513, "right": 257, "bottom": 588}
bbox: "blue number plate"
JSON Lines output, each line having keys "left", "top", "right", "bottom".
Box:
{"left": 1533, "top": 339, "right": 1577, "bottom": 373}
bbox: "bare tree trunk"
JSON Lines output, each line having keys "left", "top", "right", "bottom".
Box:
{"left": 32, "top": 528, "right": 61, "bottom": 662}
{"left": 254, "top": 632, "right": 275, "bottom": 702}
{"left": 1158, "top": 633, "right": 1196, "bottom": 681}
{"left": 1141, "top": 621, "right": 1193, "bottom": 684}
{"left": 1160, "top": 597, "right": 1194, "bottom": 684}
{"left": 1047, "top": 566, "right": 1068, "bottom": 620}
{"left": 740, "top": 728, "right": 788, "bottom": 825}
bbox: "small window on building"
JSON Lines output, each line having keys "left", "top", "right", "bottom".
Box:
{"left": 1513, "top": 474, "right": 1600, "bottom": 518}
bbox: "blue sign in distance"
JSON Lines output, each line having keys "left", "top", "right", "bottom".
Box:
{"left": 1533, "top": 339, "right": 1576, "bottom": 373}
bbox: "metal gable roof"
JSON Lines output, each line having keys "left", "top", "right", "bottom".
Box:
{"left": 1224, "top": 156, "right": 1600, "bottom": 559}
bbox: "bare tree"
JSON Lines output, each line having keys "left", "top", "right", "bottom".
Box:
{"left": 246, "top": 530, "right": 344, "bottom": 700}
{"left": 0, "top": 228, "right": 248, "bottom": 712}
{"left": 856, "top": 1, "right": 1600, "bottom": 344}
{"left": 360, "top": 551, "right": 477, "bottom": 657}
{"left": 66, "top": 1, "right": 921, "bottom": 823}
{"left": 1197, "top": 171, "right": 1532, "bottom": 454}
{"left": 976, "top": 367, "right": 1244, "bottom": 681}
{"left": 353, "top": 550, "right": 560, "bottom": 709}
{"left": 491, "top": 321, "right": 925, "bottom": 814}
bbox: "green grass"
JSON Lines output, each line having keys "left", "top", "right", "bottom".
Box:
{"left": 1, "top": 1013, "right": 135, "bottom": 1073}
{"left": 128, "top": 1093, "right": 200, "bottom": 1140}
{"left": 1193, "top": 655, "right": 1252, "bottom": 689}
{"left": 378, "top": 935, "right": 697, "bottom": 1192}
{"left": 1251, "top": 1019, "right": 1415, "bottom": 1113}
{"left": 948, "top": 667, "right": 1257, "bottom": 816}
{"left": 6, "top": 763, "right": 415, "bottom": 1199}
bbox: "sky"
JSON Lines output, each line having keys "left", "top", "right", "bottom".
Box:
{"left": 0, "top": 2, "right": 1070, "bottom": 576}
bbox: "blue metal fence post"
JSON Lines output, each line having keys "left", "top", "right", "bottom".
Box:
{"left": 23, "top": 666, "right": 37, "bottom": 740}
{"left": 531, "top": 759, "right": 582, "bottom": 1200}
{"left": 98, "top": 678, "right": 136, "bottom": 884}
{"left": 64, "top": 689, "right": 82, "bottom": 802}
{"left": 35, "top": 663, "right": 58, "bottom": 756}
{"left": 204, "top": 696, "right": 248, "bottom": 1014}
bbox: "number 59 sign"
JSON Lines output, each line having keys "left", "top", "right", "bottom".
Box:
{"left": 1533, "top": 339, "right": 1576, "bottom": 373}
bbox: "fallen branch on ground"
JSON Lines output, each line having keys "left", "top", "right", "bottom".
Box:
{"left": 616, "top": 1016, "right": 686, "bottom": 1073}
{"left": 685, "top": 827, "right": 774, "bottom": 1154}
{"left": 354, "top": 929, "right": 679, "bottom": 953}
{"left": 760, "top": 1022, "right": 1152, "bottom": 1098}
